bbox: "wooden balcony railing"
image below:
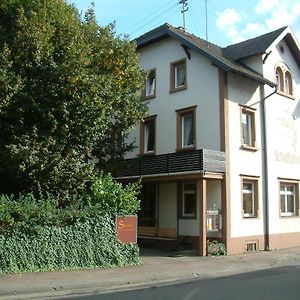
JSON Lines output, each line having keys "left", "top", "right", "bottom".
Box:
{"left": 115, "top": 149, "right": 225, "bottom": 178}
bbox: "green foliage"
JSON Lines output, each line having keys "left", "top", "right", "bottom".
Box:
{"left": 0, "top": 192, "right": 84, "bottom": 234}
{"left": 85, "top": 174, "right": 141, "bottom": 217}
{"left": 0, "top": 217, "right": 140, "bottom": 274}
{"left": 0, "top": 0, "right": 146, "bottom": 195}
{"left": 207, "top": 240, "right": 227, "bottom": 256}
{"left": 0, "top": 174, "right": 141, "bottom": 233}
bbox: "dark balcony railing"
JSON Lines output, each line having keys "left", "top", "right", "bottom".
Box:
{"left": 115, "top": 149, "right": 225, "bottom": 178}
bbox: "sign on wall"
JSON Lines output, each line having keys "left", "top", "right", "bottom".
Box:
{"left": 116, "top": 215, "right": 137, "bottom": 244}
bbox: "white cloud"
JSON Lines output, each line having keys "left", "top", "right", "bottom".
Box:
{"left": 216, "top": 0, "right": 300, "bottom": 45}
{"left": 216, "top": 8, "right": 241, "bottom": 29}
{"left": 216, "top": 9, "right": 245, "bottom": 43}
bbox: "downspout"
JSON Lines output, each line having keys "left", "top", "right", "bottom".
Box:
{"left": 261, "top": 84, "right": 277, "bottom": 251}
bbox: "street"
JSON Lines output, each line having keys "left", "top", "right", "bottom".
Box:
{"left": 70, "top": 265, "right": 300, "bottom": 300}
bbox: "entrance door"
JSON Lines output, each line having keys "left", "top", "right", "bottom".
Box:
{"left": 138, "top": 183, "right": 157, "bottom": 236}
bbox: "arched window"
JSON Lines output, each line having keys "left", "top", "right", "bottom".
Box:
{"left": 275, "top": 67, "right": 284, "bottom": 92}
{"left": 284, "top": 71, "right": 293, "bottom": 96}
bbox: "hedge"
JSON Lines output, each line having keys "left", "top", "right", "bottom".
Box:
{"left": 0, "top": 216, "right": 140, "bottom": 274}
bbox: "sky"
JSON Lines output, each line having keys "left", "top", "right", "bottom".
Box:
{"left": 66, "top": 0, "right": 300, "bottom": 47}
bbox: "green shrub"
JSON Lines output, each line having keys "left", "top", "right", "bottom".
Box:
{"left": 0, "top": 216, "right": 140, "bottom": 274}
{"left": 84, "top": 174, "right": 141, "bottom": 216}
{"left": 207, "top": 240, "right": 227, "bottom": 256}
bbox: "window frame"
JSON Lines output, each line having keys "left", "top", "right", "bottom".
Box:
{"left": 181, "top": 182, "right": 197, "bottom": 219}
{"left": 142, "top": 69, "right": 156, "bottom": 100}
{"left": 275, "top": 65, "right": 294, "bottom": 99}
{"left": 240, "top": 106, "right": 256, "bottom": 150}
{"left": 241, "top": 176, "right": 259, "bottom": 218}
{"left": 279, "top": 180, "right": 299, "bottom": 218}
{"left": 176, "top": 106, "right": 196, "bottom": 151}
{"left": 170, "top": 59, "right": 187, "bottom": 93}
{"left": 140, "top": 115, "right": 156, "bottom": 155}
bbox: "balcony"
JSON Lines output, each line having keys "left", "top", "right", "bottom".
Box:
{"left": 115, "top": 149, "right": 226, "bottom": 178}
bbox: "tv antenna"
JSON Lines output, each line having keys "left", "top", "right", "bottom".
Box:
{"left": 205, "top": 0, "right": 208, "bottom": 40}
{"left": 179, "top": 0, "right": 188, "bottom": 31}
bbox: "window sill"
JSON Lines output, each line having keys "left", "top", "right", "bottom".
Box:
{"left": 140, "top": 151, "right": 156, "bottom": 157}
{"left": 276, "top": 91, "right": 295, "bottom": 100}
{"left": 170, "top": 85, "right": 187, "bottom": 94}
{"left": 180, "top": 215, "right": 197, "bottom": 220}
{"left": 243, "top": 215, "right": 258, "bottom": 219}
{"left": 176, "top": 146, "right": 196, "bottom": 152}
{"left": 280, "top": 214, "right": 298, "bottom": 218}
{"left": 141, "top": 94, "right": 156, "bottom": 101}
{"left": 240, "top": 145, "right": 258, "bottom": 152}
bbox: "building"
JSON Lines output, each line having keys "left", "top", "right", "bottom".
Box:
{"left": 116, "top": 24, "right": 300, "bottom": 255}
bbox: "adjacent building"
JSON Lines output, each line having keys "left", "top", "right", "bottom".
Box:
{"left": 116, "top": 24, "right": 300, "bottom": 255}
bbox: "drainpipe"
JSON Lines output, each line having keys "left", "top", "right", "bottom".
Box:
{"left": 261, "top": 84, "right": 277, "bottom": 251}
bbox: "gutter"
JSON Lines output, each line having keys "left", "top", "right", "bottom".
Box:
{"left": 261, "top": 84, "right": 277, "bottom": 251}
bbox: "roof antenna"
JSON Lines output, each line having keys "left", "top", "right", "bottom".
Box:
{"left": 205, "top": 0, "right": 208, "bottom": 41}
{"left": 179, "top": 0, "right": 188, "bottom": 31}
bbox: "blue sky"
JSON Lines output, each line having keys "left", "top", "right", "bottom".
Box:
{"left": 66, "top": 0, "right": 300, "bottom": 47}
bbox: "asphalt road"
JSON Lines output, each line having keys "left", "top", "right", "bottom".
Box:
{"left": 70, "top": 265, "right": 300, "bottom": 300}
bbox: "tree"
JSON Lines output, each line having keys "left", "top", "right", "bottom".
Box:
{"left": 0, "top": 0, "right": 146, "bottom": 195}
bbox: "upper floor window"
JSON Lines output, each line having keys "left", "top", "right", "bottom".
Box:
{"left": 284, "top": 72, "right": 293, "bottom": 96}
{"left": 275, "top": 67, "right": 284, "bottom": 92}
{"left": 142, "top": 69, "right": 156, "bottom": 100}
{"left": 140, "top": 116, "right": 156, "bottom": 155}
{"left": 280, "top": 181, "right": 299, "bottom": 217}
{"left": 241, "top": 106, "right": 256, "bottom": 149}
{"left": 176, "top": 106, "right": 196, "bottom": 151}
{"left": 170, "top": 59, "right": 187, "bottom": 92}
{"left": 275, "top": 65, "right": 293, "bottom": 98}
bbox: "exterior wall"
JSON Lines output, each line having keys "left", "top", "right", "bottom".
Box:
{"left": 227, "top": 33, "right": 300, "bottom": 253}
{"left": 158, "top": 183, "right": 177, "bottom": 230}
{"left": 125, "top": 38, "right": 221, "bottom": 159}
{"left": 263, "top": 38, "right": 300, "bottom": 245}
{"left": 227, "top": 73, "right": 265, "bottom": 240}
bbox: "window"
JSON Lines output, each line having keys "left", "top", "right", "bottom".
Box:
{"left": 144, "top": 69, "right": 156, "bottom": 99}
{"left": 140, "top": 116, "right": 156, "bottom": 154}
{"left": 182, "top": 182, "right": 197, "bottom": 218}
{"left": 241, "top": 107, "right": 256, "bottom": 148}
{"left": 280, "top": 182, "right": 298, "bottom": 217}
{"left": 176, "top": 106, "right": 196, "bottom": 151}
{"left": 284, "top": 71, "right": 293, "bottom": 96}
{"left": 242, "top": 178, "right": 258, "bottom": 218}
{"left": 275, "top": 65, "right": 293, "bottom": 97}
{"left": 275, "top": 67, "right": 284, "bottom": 92}
{"left": 170, "top": 59, "right": 187, "bottom": 92}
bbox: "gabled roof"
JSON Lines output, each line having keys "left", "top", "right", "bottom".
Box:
{"left": 136, "top": 23, "right": 276, "bottom": 87}
{"left": 223, "top": 27, "right": 288, "bottom": 60}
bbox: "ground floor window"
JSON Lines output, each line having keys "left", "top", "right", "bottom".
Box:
{"left": 242, "top": 177, "right": 259, "bottom": 218}
{"left": 182, "top": 182, "right": 197, "bottom": 218}
{"left": 280, "top": 181, "right": 298, "bottom": 217}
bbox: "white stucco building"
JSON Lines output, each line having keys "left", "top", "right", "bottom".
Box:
{"left": 117, "top": 24, "right": 300, "bottom": 255}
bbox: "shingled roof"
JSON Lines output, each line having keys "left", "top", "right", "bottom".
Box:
{"left": 223, "top": 27, "right": 288, "bottom": 60}
{"left": 136, "top": 23, "right": 277, "bottom": 87}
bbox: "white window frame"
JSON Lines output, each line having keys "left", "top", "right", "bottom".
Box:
{"left": 243, "top": 181, "right": 255, "bottom": 217}
{"left": 241, "top": 107, "right": 256, "bottom": 148}
{"left": 181, "top": 112, "right": 195, "bottom": 148}
{"left": 280, "top": 183, "right": 296, "bottom": 217}
{"left": 145, "top": 70, "right": 156, "bottom": 98}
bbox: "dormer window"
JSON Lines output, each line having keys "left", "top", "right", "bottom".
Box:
{"left": 275, "top": 65, "right": 293, "bottom": 98}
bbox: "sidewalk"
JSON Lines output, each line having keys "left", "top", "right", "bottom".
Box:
{"left": 1, "top": 247, "right": 300, "bottom": 299}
